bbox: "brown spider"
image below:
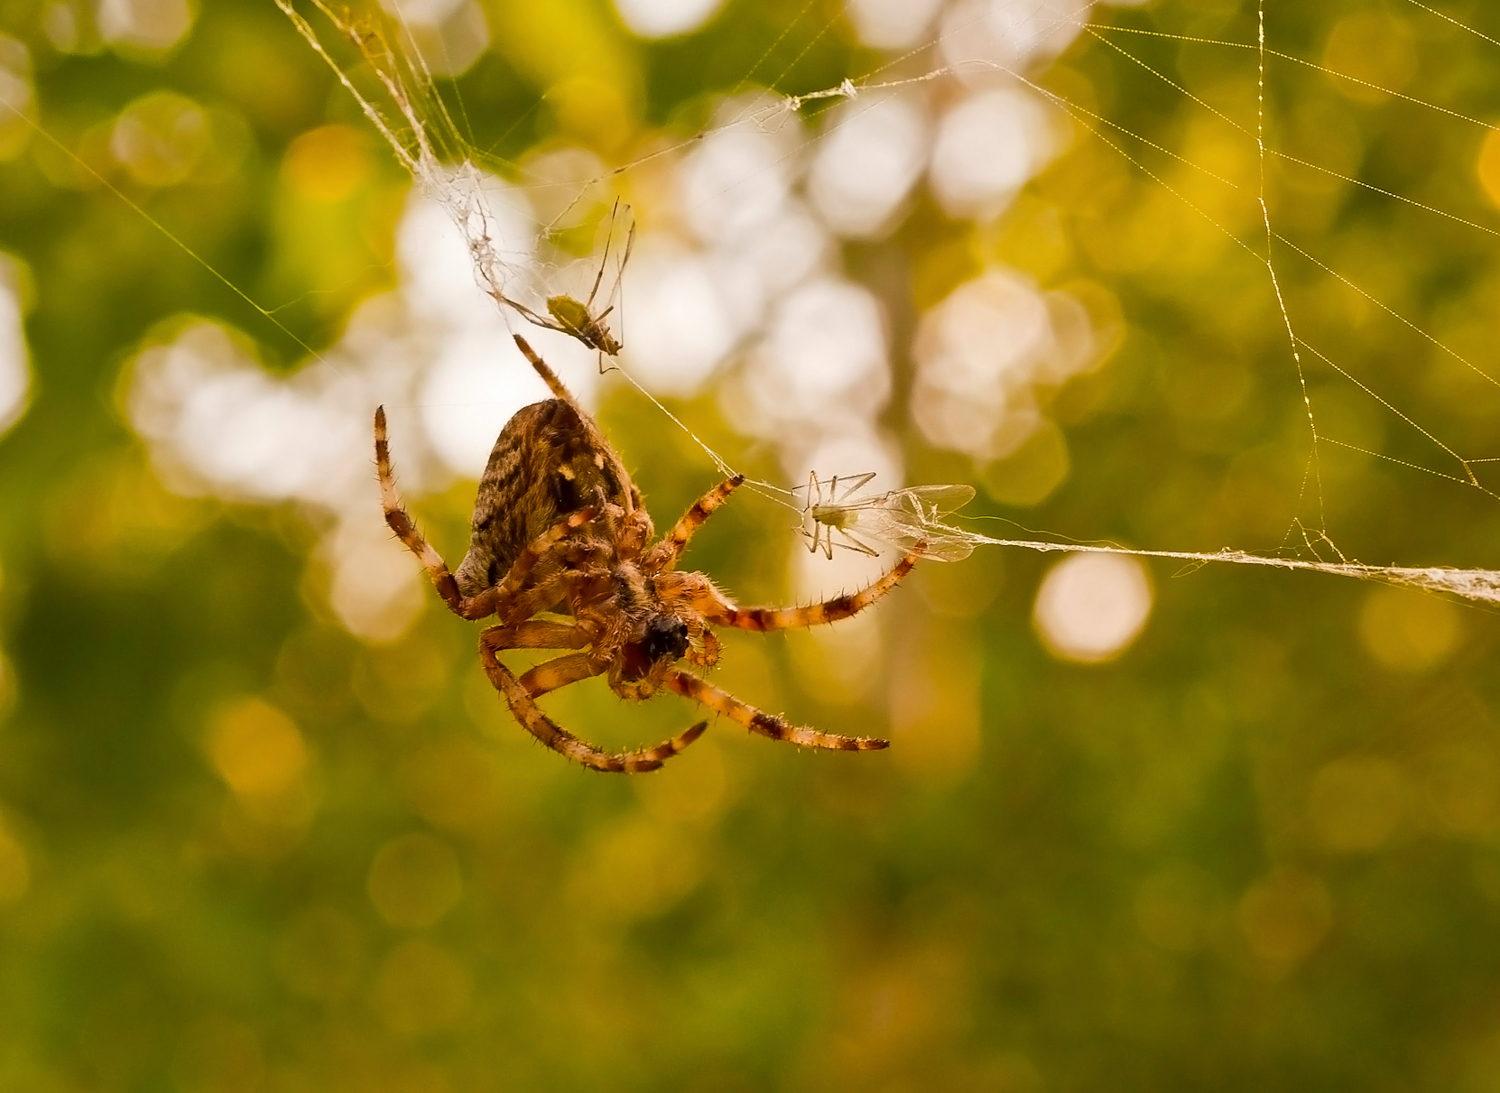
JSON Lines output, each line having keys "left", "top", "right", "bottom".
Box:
{"left": 374, "top": 335, "right": 923, "bottom": 772}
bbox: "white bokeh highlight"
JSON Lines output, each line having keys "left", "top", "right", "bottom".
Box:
{"left": 618, "top": 238, "right": 739, "bottom": 396}
{"left": 844, "top": 0, "right": 945, "bottom": 49}
{"left": 385, "top": 0, "right": 490, "bottom": 77}
{"left": 929, "top": 87, "right": 1062, "bottom": 218}
{"left": 1034, "top": 553, "right": 1152, "bottom": 663}
{"left": 613, "top": 0, "right": 726, "bottom": 38}
{"left": 679, "top": 120, "right": 797, "bottom": 246}
{"left": 938, "top": 0, "right": 1088, "bottom": 75}
{"left": 741, "top": 276, "right": 890, "bottom": 442}
{"left": 0, "top": 254, "right": 30, "bottom": 438}
{"left": 912, "top": 270, "right": 1094, "bottom": 460}
{"left": 97, "top": 0, "right": 194, "bottom": 52}
{"left": 809, "top": 94, "right": 930, "bottom": 238}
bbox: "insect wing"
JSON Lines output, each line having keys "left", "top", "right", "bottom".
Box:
{"left": 845, "top": 507, "right": 976, "bottom": 561}
{"left": 887, "top": 483, "right": 976, "bottom": 520}
{"left": 799, "top": 478, "right": 979, "bottom": 561}
{"left": 910, "top": 530, "right": 976, "bottom": 562}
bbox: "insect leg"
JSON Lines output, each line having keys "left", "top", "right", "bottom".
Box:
{"left": 512, "top": 651, "right": 605, "bottom": 698}
{"left": 667, "top": 670, "right": 888, "bottom": 751}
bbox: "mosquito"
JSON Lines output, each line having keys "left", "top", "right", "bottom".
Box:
{"left": 800, "top": 472, "right": 978, "bottom": 562}
{"left": 497, "top": 201, "right": 634, "bottom": 359}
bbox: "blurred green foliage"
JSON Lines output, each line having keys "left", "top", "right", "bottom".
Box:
{"left": 2, "top": 1, "right": 1500, "bottom": 1091}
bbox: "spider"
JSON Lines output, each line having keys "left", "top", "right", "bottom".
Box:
{"left": 374, "top": 335, "right": 924, "bottom": 772}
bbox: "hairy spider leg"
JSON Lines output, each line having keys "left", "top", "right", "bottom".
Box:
{"left": 480, "top": 593, "right": 707, "bottom": 771}
{"left": 667, "top": 670, "right": 888, "bottom": 751}
{"left": 512, "top": 334, "right": 577, "bottom": 403}
{"left": 375, "top": 404, "right": 498, "bottom": 619}
{"left": 508, "top": 651, "right": 608, "bottom": 698}
{"left": 696, "top": 546, "right": 923, "bottom": 632}
{"left": 480, "top": 619, "right": 593, "bottom": 653}
{"left": 480, "top": 642, "right": 706, "bottom": 773}
{"left": 643, "top": 473, "right": 746, "bottom": 571}
{"left": 376, "top": 403, "right": 597, "bottom": 621}
{"left": 486, "top": 514, "right": 605, "bottom": 616}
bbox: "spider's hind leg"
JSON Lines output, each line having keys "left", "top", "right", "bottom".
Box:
{"left": 668, "top": 670, "right": 888, "bottom": 751}
{"left": 479, "top": 635, "right": 707, "bottom": 774}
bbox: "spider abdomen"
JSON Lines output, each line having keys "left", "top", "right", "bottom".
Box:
{"left": 454, "top": 397, "right": 641, "bottom": 597}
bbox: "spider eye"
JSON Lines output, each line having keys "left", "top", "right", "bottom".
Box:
{"left": 643, "top": 615, "right": 689, "bottom": 662}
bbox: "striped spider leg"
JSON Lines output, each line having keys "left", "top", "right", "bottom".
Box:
{"left": 654, "top": 544, "right": 926, "bottom": 751}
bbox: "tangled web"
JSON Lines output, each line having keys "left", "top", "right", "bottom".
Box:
{"left": 105, "top": 0, "right": 1500, "bottom": 642}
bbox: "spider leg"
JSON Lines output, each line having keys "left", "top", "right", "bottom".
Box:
{"left": 377, "top": 411, "right": 597, "bottom": 622}
{"left": 513, "top": 335, "right": 575, "bottom": 403}
{"left": 488, "top": 518, "right": 605, "bottom": 621}
{"left": 667, "top": 670, "right": 888, "bottom": 751}
{"left": 376, "top": 406, "right": 502, "bottom": 620}
{"left": 686, "top": 626, "right": 720, "bottom": 669}
{"left": 642, "top": 473, "right": 746, "bottom": 572}
{"left": 701, "top": 546, "right": 923, "bottom": 632}
{"left": 512, "top": 651, "right": 606, "bottom": 698}
{"left": 481, "top": 619, "right": 593, "bottom": 653}
{"left": 479, "top": 639, "right": 706, "bottom": 773}
{"left": 507, "top": 569, "right": 613, "bottom": 629}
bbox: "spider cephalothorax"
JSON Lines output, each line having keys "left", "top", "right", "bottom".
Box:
{"left": 375, "top": 334, "right": 923, "bottom": 772}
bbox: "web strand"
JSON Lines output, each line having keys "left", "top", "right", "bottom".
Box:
{"left": 195, "top": 2, "right": 1500, "bottom": 610}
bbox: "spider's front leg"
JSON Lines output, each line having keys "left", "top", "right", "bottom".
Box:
{"left": 641, "top": 473, "right": 746, "bottom": 572}
{"left": 667, "top": 670, "right": 888, "bottom": 751}
{"left": 376, "top": 406, "right": 498, "bottom": 619}
{"left": 678, "top": 544, "right": 924, "bottom": 632}
{"left": 377, "top": 413, "right": 599, "bottom": 622}
{"left": 479, "top": 628, "right": 707, "bottom": 774}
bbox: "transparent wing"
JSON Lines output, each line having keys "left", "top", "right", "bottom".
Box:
{"left": 889, "top": 483, "right": 976, "bottom": 518}
{"left": 801, "top": 478, "right": 979, "bottom": 563}
{"left": 846, "top": 507, "right": 977, "bottom": 562}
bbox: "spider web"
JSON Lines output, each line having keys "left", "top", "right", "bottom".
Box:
{"left": 89, "top": 0, "right": 1500, "bottom": 636}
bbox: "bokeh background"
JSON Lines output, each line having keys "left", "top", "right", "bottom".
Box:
{"left": 4, "top": 0, "right": 1500, "bottom": 1089}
